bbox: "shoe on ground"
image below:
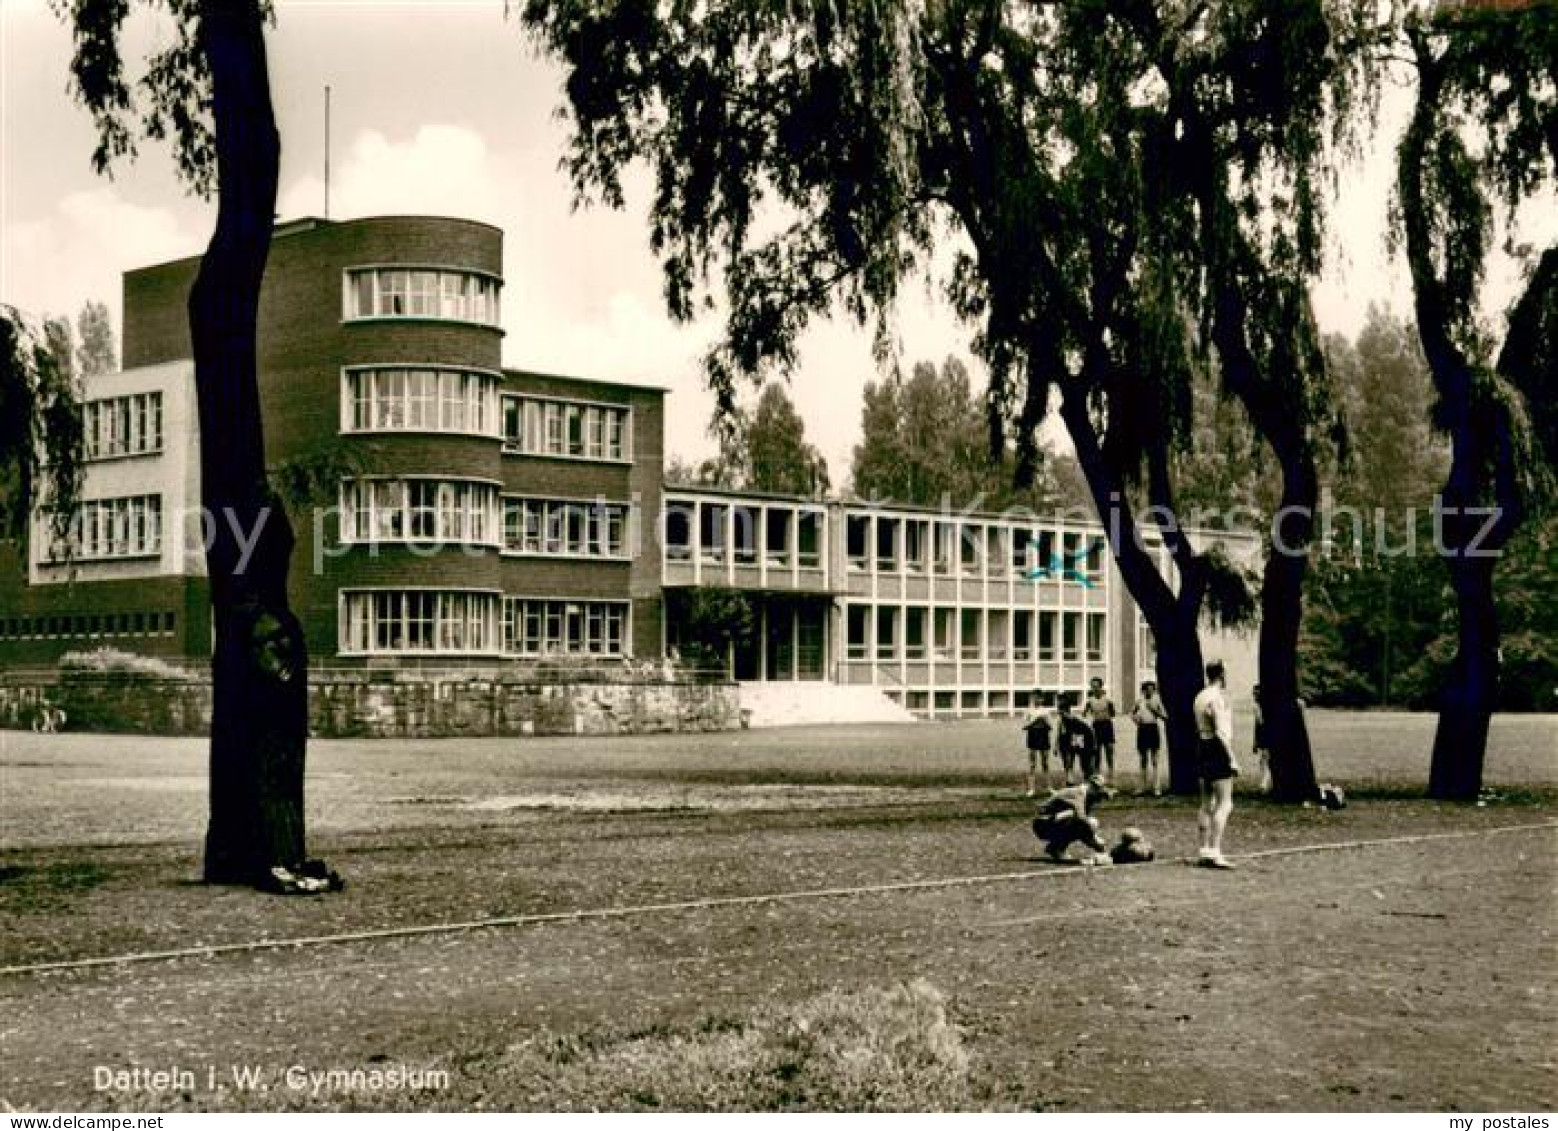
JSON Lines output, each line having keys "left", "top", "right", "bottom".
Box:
{"left": 1197, "top": 855, "right": 1236, "bottom": 870}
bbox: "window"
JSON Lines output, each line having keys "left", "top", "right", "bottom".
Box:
{"left": 987, "top": 526, "right": 1006, "bottom": 575}
{"left": 1062, "top": 612, "right": 1081, "bottom": 662}
{"left": 934, "top": 522, "right": 956, "bottom": 575}
{"left": 1036, "top": 530, "right": 1055, "bottom": 575}
{"left": 344, "top": 267, "right": 501, "bottom": 327}
{"left": 500, "top": 498, "right": 629, "bottom": 558}
{"left": 846, "top": 606, "right": 869, "bottom": 660}
{"left": 731, "top": 506, "right": 758, "bottom": 565}
{"left": 1014, "top": 610, "right": 1034, "bottom": 660}
{"left": 765, "top": 509, "right": 791, "bottom": 566}
{"left": 1085, "top": 538, "right": 1105, "bottom": 581}
{"left": 341, "top": 590, "right": 500, "bottom": 655}
{"left": 501, "top": 395, "right": 630, "bottom": 461}
{"left": 84, "top": 393, "right": 164, "bottom": 460}
{"left": 905, "top": 521, "right": 927, "bottom": 573}
{"left": 45, "top": 494, "right": 162, "bottom": 561}
{"left": 1012, "top": 529, "right": 1032, "bottom": 574}
{"left": 342, "top": 367, "right": 501, "bottom": 437}
{"left": 905, "top": 606, "right": 927, "bottom": 660}
{"left": 340, "top": 479, "right": 499, "bottom": 545}
{"left": 501, "top": 597, "right": 628, "bottom": 657}
{"left": 988, "top": 609, "right": 1010, "bottom": 659}
{"left": 1039, "top": 611, "right": 1057, "bottom": 661}
{"left": 666, "top": 503, "right": 694, "bottom": 560}
{"left": 875, "top": 518, "right": 899, "bottom": 571}
{"left": 933, "top": 608, "right": 954, "bottom": 658}
{"left": 1086, "top": 612, "right": 1106, "bottom": 662}
{"left": 875, "top": 605, "right": 898, "bottom": 660}
{"left": 847, "top": 515, "right": 869, "bottom": 569}
{"left": 700, "top": 503, "right": 727, "bottom": 563}
{"left": 960, "top": 524, "right": 982, "bottom": 575}
{"left": 960, "top": 608, "right": 982, "bottom": 660}
{"left": 797, "top": 511, "right": 822, "bottom": 568}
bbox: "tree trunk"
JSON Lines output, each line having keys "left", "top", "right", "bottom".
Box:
{"left": 1259, "top": 452, "right": 1320, "bottom": 802}
{"left": 1397, "top": 40, "right": 1537, "bottom": 801}
{"left": 1059, "top": 390, "right": 1207, "bottom": 795}
{"left": 191, "top": 0, "right": 311, "bottom": 886}
{"left": 1428, "top": 549, "right": 1497, "bottom": 799}
{"left": 1153, "top": 608, "right": 1208, "bottom": 795}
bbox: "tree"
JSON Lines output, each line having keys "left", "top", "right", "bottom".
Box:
{"left": 76, "top": 300, "right": 117, "bottom": 378}
{"left": 668, "top": 383, "right": 830, "bottom": 494}
{"left": 520, "top": 3, "right": 1368, "bottom": 796}
{"left": 1, "top": 309, "right": 84, "bottom": 557}
{"left": 60, "top": 0, "right": 327, "bottom": 889}
{"left": 746, "top": 383, "right": 829, "bottom": 496}
{"left": 1393, "top": 1, "right": 1556, "bottom": 797}
{"left": 851, "top": 356, "right": 1086, "bottom": 514}
{"left": 1300, "top": 310, "right": 1450, "bottom": 708}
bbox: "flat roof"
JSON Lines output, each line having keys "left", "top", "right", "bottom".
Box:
{"left": 503, "top": 367, "right": 669, "bottom": 395}
{"left": 662, "top": 482, "right": 1263, "bottom": 542}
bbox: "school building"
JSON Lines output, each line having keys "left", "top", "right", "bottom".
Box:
{"left": 0, "top": 215, "right": 1256, "bottom": 719}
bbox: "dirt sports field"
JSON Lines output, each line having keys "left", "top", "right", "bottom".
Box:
{"left": 2, "top": 710, "right": 1555, "bottom": 1112}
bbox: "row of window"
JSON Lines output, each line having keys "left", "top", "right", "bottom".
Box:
{"left": 45, "top": 495, "right": 162, "bottom": 562}
{"left": 84, "top": 392, "right": 163, "bottom": 461}
{"left": 502, "top": 497, "right": 630, "bottom": 558}
{"left": 896, "top": 688, "right": 1092, "bottom": 714}
{"left": 337, "top": 372, "right": 637, "bottom": 466}
{"left": 345, "top": 267, "right": 501, "bottom": 326}
{"left": 845, "top": 517, "right": 1105, "bottom": 581}
{"left": 502, "top": 396, "right": 630, "bottom": 461}
{"left": 343, "top": 367, "right": 500, "bottom": 436}
{"left": 845, "top": 606, "right": 1108, "bottom": 663}
{"left": 338, "top": 590, "right": 630, "bottom": 657}
{"left": 664, "top": 502, "right": 825, "bottom": 567}
{"left": 503, "top": 597, "right": 629, "bottom": 657}
{"left": 340, "top": 479, "right": 499, "bottom": 545}
{"left": 0, "top": 611, "right": 178, "bottom": 641}
{"left": 338, "top": 481, "right": 635, "bottom": 561}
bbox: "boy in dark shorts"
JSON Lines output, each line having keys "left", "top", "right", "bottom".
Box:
{"left": 1084, "top": 676, "right": 1117, "bottom": 782}
{"left": 1192, "top": 660, "right": 1238, "bottom": 869}
{"left": 1130, "top": 680, "right": 1167, "bottom": 795}
{"left": 1032, "top": 775, "right": 1113, "bottom": 863}
{"left": 1021, "top": 690, "right": 1056, "bottom": 796}
{"left": 1056, "top": 693, "right": 1098, "bottom": 782}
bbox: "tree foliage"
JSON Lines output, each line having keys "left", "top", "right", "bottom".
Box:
{"left": 75, "top": 299, "right": 118, "bottom": 378}
{"left": 0, "top": 308, "right": 84, "bottom": 553}
{"left": 851, "top": 356, "right": 1087, "bottom": 513}
{"left": 667, "top": 383, "right": 829, "bottom": 495}
{"left": 746, "top": 383, "right": 830, "bottom": 496}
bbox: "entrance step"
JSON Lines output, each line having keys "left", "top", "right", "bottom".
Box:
{"left": 737, "top": 681, "right": 917, "bottom": 728}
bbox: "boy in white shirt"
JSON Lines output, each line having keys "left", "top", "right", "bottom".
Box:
{"left": 1192, "top": 660, "right": 1238, "bottom": 869}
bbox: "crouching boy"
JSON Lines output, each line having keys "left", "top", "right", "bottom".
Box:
{"left": 1032, "top": 775, "right": 1113, "bottom": 863}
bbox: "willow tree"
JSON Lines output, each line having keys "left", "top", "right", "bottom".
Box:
{"left": 58, "top": 0, "right": 324, "bottom": 889}
{"left": 521, "top": 1, "right": 1375, "bottom": 794}
{"left": 1, "top": 311, "right": 84, "bottom": 556}
{"left": 1394, "top": 2, "right": 1556, "bottom": 799}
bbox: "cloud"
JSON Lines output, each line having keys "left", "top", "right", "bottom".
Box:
{"left": 1, "top": 187, "right": 207, "bottom": 332}
{"left": 278, "top": 124, "right": 511, "bottom": 226}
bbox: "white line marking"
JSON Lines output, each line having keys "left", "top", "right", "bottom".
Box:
{"left": 3, "top": 820, "right": 1553, "bottom": 978}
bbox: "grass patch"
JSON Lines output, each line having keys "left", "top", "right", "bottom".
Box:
{"left": 483, "top": 980, "right": 971, "bottom": 1111}
{"left": 113, "top": 981, "right": 974, "bottom": 1113}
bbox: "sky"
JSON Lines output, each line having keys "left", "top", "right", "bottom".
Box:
{"left": 1, "top": 0, "right": 1547, "bottom": 481}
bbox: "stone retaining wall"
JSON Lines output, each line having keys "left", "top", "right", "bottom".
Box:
{"left": 0, "top": 669, "right": 741, "bottom": 738}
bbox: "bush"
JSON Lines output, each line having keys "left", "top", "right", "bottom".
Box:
{"left": 58, "top": 647, "right": 199, "bottom": 682}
